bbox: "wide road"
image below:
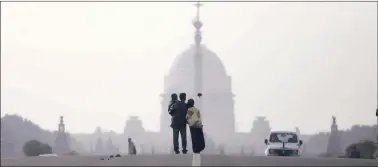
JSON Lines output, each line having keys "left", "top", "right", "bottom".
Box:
{"left": 201, "top": 155, "right": 378, "bottom": 166}
{"left": 2, "top": 154, "right": 378, "bottom": 166}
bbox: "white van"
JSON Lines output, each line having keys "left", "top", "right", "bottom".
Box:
{"left": 264, "top": 131, "right": 303, "bottom": 156}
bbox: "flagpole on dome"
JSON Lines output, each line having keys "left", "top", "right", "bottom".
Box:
{"left": 193, "top": 1, "right": 203, "bottom": 109}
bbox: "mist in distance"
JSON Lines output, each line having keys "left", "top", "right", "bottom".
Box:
{"left": 1, "top": 2, "right": 377, "bottom": 134}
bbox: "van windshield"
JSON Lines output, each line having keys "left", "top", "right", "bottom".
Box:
{"left": 269, "top": 132, "right": 298, "bottom": 143}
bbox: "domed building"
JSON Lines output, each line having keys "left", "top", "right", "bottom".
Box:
{"left": 115, "top": 3, "right": 271, "bottom": 154}
{"left": 67, "top": 3, "right": 276, "bottom": 155}
{"left": 115, "top": 4, "right": 270, "bottom": 154}
{"left": 159, "top": 3, "right": 235, "bottom": 145}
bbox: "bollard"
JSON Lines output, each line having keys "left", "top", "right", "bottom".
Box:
{"left": 375, "top": 108, "right": 378, "bottom": 159}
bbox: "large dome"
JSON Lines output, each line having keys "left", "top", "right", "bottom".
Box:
{"left": 168, "top": 44, "right": 227, "bottom": 77}
{"left": 164, "top": 44, "right": 231, "bottom": 94}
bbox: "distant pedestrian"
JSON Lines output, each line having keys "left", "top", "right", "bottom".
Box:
{"left": 128, "top": 138, "right": 137, "bottom": 155}
{"left": 186, "top": 99, "right": 205, "bottom": 154}
{"left": 170, "top": 93, "right": 188, "bottom": 154}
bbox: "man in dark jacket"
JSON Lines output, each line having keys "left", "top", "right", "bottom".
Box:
{"left": 168, "top": 93, "right": 178, "bottom": 116}
{"left": 170, "top": 93, "right": 188, "bottom": 154}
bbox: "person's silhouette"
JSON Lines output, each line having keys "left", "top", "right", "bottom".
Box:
{"left": 128, "top": 138, "right": 137, "bottom": 155}
{"left": 170, "top": 93, "right": 188, "bottom": 154}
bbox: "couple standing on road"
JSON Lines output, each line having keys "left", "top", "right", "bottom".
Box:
{"left": 168, "top": 93, "right": 205, "bottom": 154}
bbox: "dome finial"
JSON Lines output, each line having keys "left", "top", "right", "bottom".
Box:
{"left": 193, "top": 1, "right": 203, "bottom": 45}
{"left": 193, "top": 1, "right": 203, "bottom": 30}
{"left": 194, "top": 1, "right": 203, "bottom": 23}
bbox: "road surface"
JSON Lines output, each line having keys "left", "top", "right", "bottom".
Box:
{"left": 2, "top": 154, "right": 378, "bottom": 166}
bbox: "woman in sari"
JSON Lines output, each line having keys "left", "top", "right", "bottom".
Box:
{"left": 186, "top": 99, "right": 205, "bottom": 153}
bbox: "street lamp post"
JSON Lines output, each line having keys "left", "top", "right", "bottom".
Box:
{"left": 375, "top": 108, "right": 378, "bottom": 159}
{"left": 376, "top": 108, "right": 378, "bottom": 142}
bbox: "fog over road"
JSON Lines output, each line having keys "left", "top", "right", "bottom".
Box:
{"left": 2, "top": 154, "right": 378, "bottom": 166}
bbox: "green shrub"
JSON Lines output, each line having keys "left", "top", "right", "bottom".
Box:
{"left": 23, "top": 140, "right": 52, "bottom": 156}
{"left": 345, "top": 140, "right": 377, "bottom": 159}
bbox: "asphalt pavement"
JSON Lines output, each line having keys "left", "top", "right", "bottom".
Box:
{"left": 200, "top": 155, "right": 378, "bottom": 166}
{"left": 1, "top": 154, "right": 378, "bottom": 166}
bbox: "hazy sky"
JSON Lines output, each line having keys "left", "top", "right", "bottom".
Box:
{"left": 1, "top": 2, "right": 377, "bottom": 135}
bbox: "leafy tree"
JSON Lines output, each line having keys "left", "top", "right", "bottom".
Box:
{"left": 40, "top": 143, "right": 52, "bottom": 155}
{"left": 23, "top": 140, "right": 52, "bottom": 156}
{"left": 2, "top": 115, "right": 56, "bottom": 156}
{"left": 306, "top": 125, "right": 376, "bottom": 155}
{"left": 345, "top": 140, "right": 377, "bottom": 159}
{"left": 23, "top": 140, "right": 42, "bottom": 156}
